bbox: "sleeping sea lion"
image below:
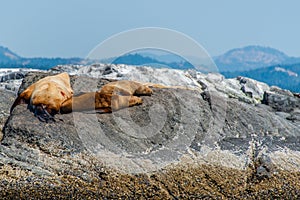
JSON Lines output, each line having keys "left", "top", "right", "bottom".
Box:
{"left": 99, "top": 80, "right": 153, "bottom": 96}
{"left": 10, "top": 72, "right": 73, "bottom": 121}
{"left": 59, "top": 80, "right": 190, "bottom": 114}
{"left": 60, "top": 92, "right": 143, "bottom": 113}
{"left": 60, "top": 80, "right": 155, "bottom": 114}
{"left": 11, "top": 74, "right": 174, "bottom": 121}
{"left": 61, "top": 80, "right": 152, "bottom": 113}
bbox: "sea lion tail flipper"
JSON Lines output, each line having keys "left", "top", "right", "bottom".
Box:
{"left": 129, "top": 96, "right": 143, "bottom": 106}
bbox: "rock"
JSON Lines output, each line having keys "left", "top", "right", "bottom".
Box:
{"left": 50, "top": 64, "right": 274, "bottom": 105}
{"left": 0, "top": 71, "right": 25, "bottom": 82}
{"left": 270, "top": 86, "right": 294, "bottom": 97}
{"left": 0, "top": 68, "right": 40, "bottom": 92}
{"left": 51, "top": 64, "right": 203, "bottom": 88}
{"left": 0, "top": 90, "right": 15, "bottom": 141}
{"left": 237, "top": 76, "right": 270, "bottom": 100}
{"left": 3, "top": 72, "right": 211, "bottom": 173}
{"left": 262, "top": 91, "right": 300, "bottom": 112}
{"left": 1, "top": 68, "right": 300, "bottom": 198}
{"left": 4, "top": 80, "right": 20, "bottom": 91}
{"left": 287, "top": 109, "right": 300, "bottom": 122}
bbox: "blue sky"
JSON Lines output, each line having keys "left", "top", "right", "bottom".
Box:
{"left": 1, "top": 0, "right": 300, "bottom": 58}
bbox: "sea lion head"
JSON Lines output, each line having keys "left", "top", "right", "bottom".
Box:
{"left": 134, "top": 85, "right": 153, "bottom": 96}
{"left": 31, "top": 82, "right": 72, "bottom": 115}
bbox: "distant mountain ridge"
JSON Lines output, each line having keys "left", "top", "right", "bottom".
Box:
{"left": 0, "top": 44, "right": 300, "bottom": 92}
{"left": 214, "top": 45, "right": 300, "bottom": 92}
{"left": 222, "top": 63, "right": 300, "bottom": 92}
{"left": 111, "top": 53, "right": 193, "bottom": 70}
{"left": 0, "top": 46, "right": 83, "bottom": 70}
{"left": 0, "top": 46, "right": 21, "bottom": 63}
{"left": 0, "top": 46, "right": 193, "bottom": 70}
{"left": 1, "top": 44, "right": 300, "bottom": 72}
{"left": 114, "top": 46, "right": 300, "bottom": 73}
{"left": 214, "top": 45, "right": 300, "bottom": 72}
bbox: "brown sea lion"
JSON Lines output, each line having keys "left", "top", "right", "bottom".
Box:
{"left": 60, "top": 92, "right": 143, "bottom": 113}
{"left": 11, "top": 75, "right": 169, "bottom": 121}
{"left": 11, "top": 78, "right": 150, "bottom": 120}
{"left": 10, "top": 72, "right": 73, "bottom": 121}
{"left": 60, "top": 80, "right": 155, "bottom": 114}
{"left": 11, "top": 72, "right": 197, "bottom": 122}
{"left": 98, "top": 80, "right": 153, "bottom": 96}
{"left": 61, "top": 80, "right": 151, "bottom": 113}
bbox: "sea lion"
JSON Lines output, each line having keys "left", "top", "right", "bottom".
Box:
{"left": 60, "top": 92, "right": 143, "bottom": 113}
{"left": 58, "top": 80, "right": 189, "bottom": 113}
{"left": 99, "top": 80, "right": 153, "bottom": 96}
{"left": 11, "top": 74, "right": 167, "bottom": 121}
{"left": 61, "top": 80, "right": 151, "bottom": 113}
{"left": 10, "top": 72, "right": 73, "bottom": 121}
{"left": 59, "top": 80, "right": 155, "bottom": 114}
{"left": 11, "top": 77, "right": 150, "bottom": 120}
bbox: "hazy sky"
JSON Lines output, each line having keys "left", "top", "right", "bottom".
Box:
{"left": 1, "top": 0, "right": 300, "bottom": 58}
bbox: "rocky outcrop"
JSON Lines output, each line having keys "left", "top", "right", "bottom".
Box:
{"left": 1, "top": 65, "right": 300, "bottom": 198}
{"left": 263, "top": 86, "right": 300, "bottom": 112}
{"left": 0, "top": 68, "right": 40, "bottom": 92}
{"left": 0, "top": 90, "right": 15, "bottom": 141}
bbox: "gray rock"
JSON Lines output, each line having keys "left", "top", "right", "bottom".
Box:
{"left": 287, "top": 109, "right": 300, "bottom": 123}
{"left": 0, "top": 71, "right": 25, "bottom": 82}
{"left": 237, "top": 76, "right": 270, "bottom": 100}
{"left": 0, "top": 90, "right": 15, "bottom": 140}
{"left": 1, "top": 70, "right": 300, "bottom": 174}
{"left": 262, "top": 91, "right": 300, "bottom": 112}
{"left": 1, "top": 67, "right": 300, "bottom": 198}
{"left": 50, "top": 64, "right": 277, "bottom": 106}
{"left": 270, "top": 86, "right": 294, "bottom": 97}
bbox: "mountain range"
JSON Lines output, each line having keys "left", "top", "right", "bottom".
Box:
{"left": 214, "top": 45, "right": 300, "bottom": 72}
{"left": 111, "top": 53, "right": 194, "bottom": 70}
{"left": 0, "top": 45, "right": 299, "bottom": 92}
{"left": 223, "top": 64, "right": 300, "bottom": 92}
{"left": 0, "top": 46, "right": 82, "bottom": 70}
